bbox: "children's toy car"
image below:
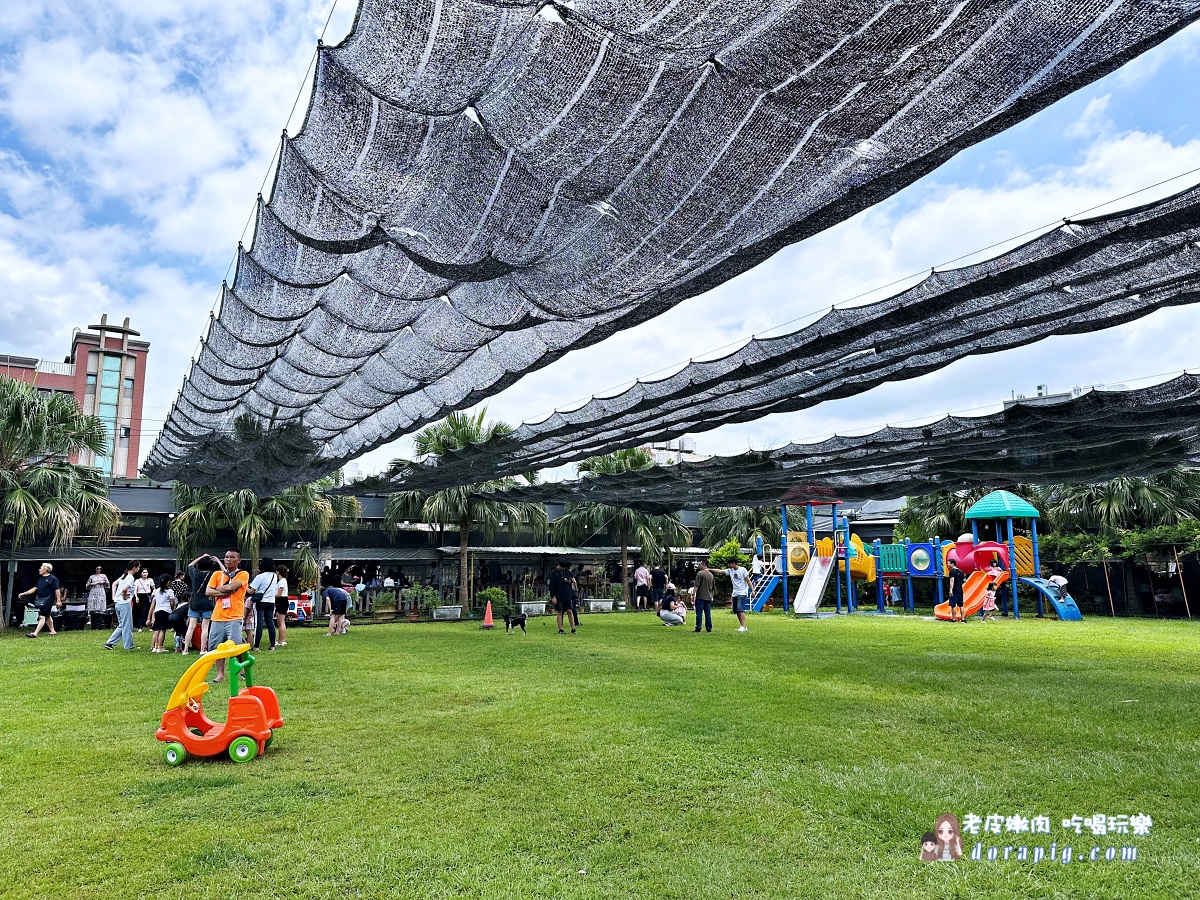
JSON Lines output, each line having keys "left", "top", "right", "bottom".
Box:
{"left": 156, "top": 640, "right": 283, "bottom": 765}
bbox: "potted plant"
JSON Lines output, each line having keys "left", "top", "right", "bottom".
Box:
{"left": 517, "top": 587, "right": 546, "bottom": 617}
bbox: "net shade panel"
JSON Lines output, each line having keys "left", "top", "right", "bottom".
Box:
{"left": 144, "top": 0, "right": 1200, "bottom": 493}
{"left": 478, "top": 376, "right": 1200, "bottom": 514}
{"left": 384, "top": 182, "right": 1200, "bottom": 491}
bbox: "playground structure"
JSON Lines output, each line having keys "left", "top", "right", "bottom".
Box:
{"left": 156, "top": 640, "right": 284, "bottom": 766}
{"left": 749, "top": 490, "right": 1081, "bottom": 621}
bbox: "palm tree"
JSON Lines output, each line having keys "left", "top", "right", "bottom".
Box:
{"left": 700, "top": 506, "right": 782, "bottom": 548}
{"left": 384, "top": 409, "right": 548, "bottom": 608}
{"left": 552, "top": 449, "right": 693, "bottom": 604}
{"left": 169, "top": 475, "right": 361, "bottom": 573}
{"left": 1043, "top": 471, "right": 1200, "bottom": 531}
{"left": 1, "top": 375, "right": 121, "bottom": 626}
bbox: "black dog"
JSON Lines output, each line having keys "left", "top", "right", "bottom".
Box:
{"left": 503, "top": 614, "right": 527, "bottom": 634}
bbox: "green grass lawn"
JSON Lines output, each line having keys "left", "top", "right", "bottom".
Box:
{"left": 2, "top": 611, "right": 1199, "bottom": 899}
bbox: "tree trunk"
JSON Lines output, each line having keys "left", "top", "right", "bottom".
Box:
{"left": 620, "top": 534, "right": 629, "bottom": 604}
{"left": 459, "top": 518, "right": 470, "bottom": 608}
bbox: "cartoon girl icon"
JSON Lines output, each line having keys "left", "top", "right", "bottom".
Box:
{"left": 934, "top": 813, "right": 963, "bottom": 861}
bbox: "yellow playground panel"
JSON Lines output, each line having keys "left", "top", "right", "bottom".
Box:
{"left": 786, "top": 533, "right": 811, "bottom": 575}
{"left": 815, "top": 535, "right": 876, "bottom": 581}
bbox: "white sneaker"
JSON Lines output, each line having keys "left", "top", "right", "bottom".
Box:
{"left": 737, "top": 626, "right": 748, "bottom": 632}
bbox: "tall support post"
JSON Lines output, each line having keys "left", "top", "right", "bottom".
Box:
{"left": 970, "top": 521, "right": 979, "bottom": 546}
{"left": 781, "top": 504, "right": 789, "bottom": 616}
{"left": 903, "top": 539, "right": 916, "bottom": 611}
{"left": 842, "top": 515, "right": 856, "bottom": 613}
{"left": 1007, "top": 517, "right": 1019, "bottom": 619}
{"left": 874, "top": 540, "right": 884, "bottom": 611}
{"left": 832, "top": 504, "right": 842, "bottom": 613}
{"left": 1030, "top": 517, "right": 1041, "bottom": 576}
{"left": 934, "top": 534, "right": 944, "bottom": 609}
{"left": 806, "top": 503, "right": 814, "bottom": 546}
{"left": 1173, "top": 546, "right": 1192, "bottom": 620}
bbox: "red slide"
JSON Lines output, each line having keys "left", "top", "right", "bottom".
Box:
{"left": 935, "top": 570, "right": 1010, "bottom": 620}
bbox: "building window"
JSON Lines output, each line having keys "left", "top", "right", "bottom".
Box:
{"left": 124, "top": 377, "right": 135, "bottom": 395}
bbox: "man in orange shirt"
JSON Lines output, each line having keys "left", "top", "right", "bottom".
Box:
{"left": 206, "top": 549, "right": 250, "bottom": 683}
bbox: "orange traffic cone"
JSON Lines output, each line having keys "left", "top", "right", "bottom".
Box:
{"left": 480, "top": 600, "right": 495, "bottom": 630}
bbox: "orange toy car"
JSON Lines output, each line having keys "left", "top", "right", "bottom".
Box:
{"left": 156, "top": 640, "right": 283, "bottom": 765}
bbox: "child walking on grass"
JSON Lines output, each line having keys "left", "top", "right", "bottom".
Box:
{"left": 981, "top": 582, "right": 999, "bottom": 622}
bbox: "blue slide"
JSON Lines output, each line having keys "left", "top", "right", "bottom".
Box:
{"left": 1019, "top": 577, "right": 1083, "bottom": 621}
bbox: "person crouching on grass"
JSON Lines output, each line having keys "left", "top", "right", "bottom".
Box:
{"left": 206, "top": 549, "right": 250, "bottom": 683}
{"left": 322, "top": 584, "right": 351, "bottom": 636}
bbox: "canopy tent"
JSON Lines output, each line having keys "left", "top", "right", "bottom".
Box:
{"left": 144, "top": 0, "right": 1200, "bottom": 494}
{"left": 384, "top": 182, "right": 1200, "bottom": 491}
{"left": 477, "top": 376, "right": 1200, "bottom": 514}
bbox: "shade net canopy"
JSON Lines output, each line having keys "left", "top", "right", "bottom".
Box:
{"left": 382, "top": 182, "right": 1200, "bottom": 491}
{"left": 143, "top": 0, "right": 1200, "bottom": 494}
{"left": 480, "top": 376, "right": 1200, "bottom": 514}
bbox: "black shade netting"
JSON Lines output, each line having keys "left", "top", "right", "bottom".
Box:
{"left": 144, "top": 0, "right": 1200, "bottom": 494}
{"left": 479, "top": 375, "right": 1200, "bottom": 513}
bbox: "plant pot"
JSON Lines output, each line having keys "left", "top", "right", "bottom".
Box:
{"left": 588, "top": 600, "right": 614, "bottom": 612}
{"left": 432, "top": 605, "right": 463, "bottom": 620}
{"left": 518, "top": 601, "right": 547, "bottom": 616}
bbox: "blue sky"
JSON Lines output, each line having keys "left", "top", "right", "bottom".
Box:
{"left": 1, "top": 4, "right": 1198, "bottom": 482}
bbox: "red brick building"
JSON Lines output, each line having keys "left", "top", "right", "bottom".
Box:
{"left": 0, "top": 315, "right": 149, "bottom": 478}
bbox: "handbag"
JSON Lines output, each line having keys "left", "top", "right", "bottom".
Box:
{"left": 250, "top": 573, "right": 277, "bottom": 605}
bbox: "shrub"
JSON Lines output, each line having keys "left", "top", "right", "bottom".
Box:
{"left": 607, "top": 582, "right": 625, "bottom": 602}
{"left": 708, "top": 539, "right": 750, "bottom": 571}
{"left": 478, "top": 586, "right": 512, "bottom": 618}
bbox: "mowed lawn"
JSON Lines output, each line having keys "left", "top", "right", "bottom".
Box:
{"left": 2, "top": 611, "right": 1199, "bottom": 899}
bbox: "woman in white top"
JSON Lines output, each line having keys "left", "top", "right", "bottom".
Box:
{"left": 274, "top": 565, "right": 291, "bottom": 648}
{"left": 149, "top": 574, "right": 176, "bottom": 653}
{"left": 250, "top": 560, "right": 288, "bottom": 651}
{"left": 134, "top": 569, "right": 155, "bottom": 633}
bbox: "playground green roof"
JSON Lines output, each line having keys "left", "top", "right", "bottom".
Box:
{"left": 964, "top": 490, "right": 1040, "bottom": 520}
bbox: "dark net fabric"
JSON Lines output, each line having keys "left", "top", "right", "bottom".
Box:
{"left": 384, "top": 183, "right": 1200, "bottom": 491}
{"left": 144, "top": 0, "right": 1200, "bottom": 493}
{"left": 484, "top": 377, "right": 1200, "bottom": 513}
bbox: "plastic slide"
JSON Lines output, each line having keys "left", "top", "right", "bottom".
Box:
{"left": 934, "top": 570, "right": 1010, "bottom": 620}
{"left": 1019, "top": 577, "right": 1083, "bottom": 621}
{"left": 794, "top": 557, "right": 836, "bottom": 614}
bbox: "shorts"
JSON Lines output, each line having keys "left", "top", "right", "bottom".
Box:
{"left": 329, "top": 597, "right": 348, "bottom": 615}
{"left": 949, "top": 594, "right": 964, "bottom": 608}
{"left": 152, "top": 610, "right": 171, "bottom": 630}
{"left": 188, "top": 607, "right": 212, "bottom": 620}
{"left": 554, "top": 596, "right": 573, "bottom": 612}
{"left": 207, "top": 619, "right": 243, "bottom": 647}
{"left": 731, "top": 594, "right": 748, "bottom": 614}
{"left": 635, "top": 584, "right": 649, "bottom": 598}
{"left": 37, "top": 599, "right": 58, "bottom": 618}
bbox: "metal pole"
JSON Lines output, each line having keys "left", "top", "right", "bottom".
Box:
{"left": 1007, "top": 517, "right": 1019, "bottom": 619}
{"left": 1173, "top": 546, "right": 1192, "bottom": 620}
{"left": 874, "top": 540, "right": 884, "bottom": 612}
{"left": 806, "top": 503, "right": 814, "bottom": 546}
{"left": 970, "top": 521, "right": 979, "bottom": 545}
{"left": 843, "top": 515, "right": 855, "bottom": 613}
{"left": 781, "top": 504, "right": 789, "bottom": 615}
{"left": 1101, "top": 558, "right": 1116, "bottom": 616}
{"left": 832, "top": 504, "right": 841, "bottom": 613}
{"left": 933, "top": 534, "right": 943, "bottom": 610}
{"left": 1030, "top": 517, "right": 1041, "bottom": 576}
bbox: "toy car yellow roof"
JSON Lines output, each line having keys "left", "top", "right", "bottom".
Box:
{"left": 165, "top": 640, "right": 251, "bottom": 711}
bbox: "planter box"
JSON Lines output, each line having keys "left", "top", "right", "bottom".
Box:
{"left": 432, "top": 605, "right": 463, "bottom": 620}
{"left": 518, "top": 601, "right": 547, "bottom": 616}
{"left": 588, "top": 600, "right": 614, "bottom": 612}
